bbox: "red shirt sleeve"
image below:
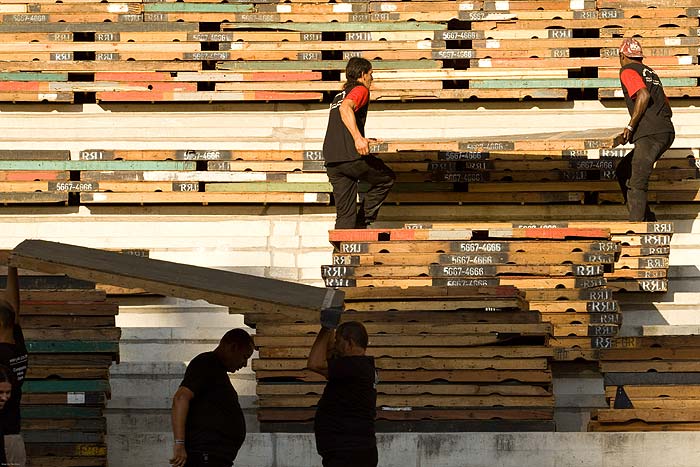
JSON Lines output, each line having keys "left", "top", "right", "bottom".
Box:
{"left": 345, "top": 85, "right": 369, "bottom": 110}
{"left": 620, "top": 68, "right": 646, "bottom": 98}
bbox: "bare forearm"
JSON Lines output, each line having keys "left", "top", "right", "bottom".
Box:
{"left": 307, "top": 327, "right": 333, "bottom": 375}
{"left": 629, "top": 91, "right": 650, "bottom": 129}
{"left": 171, "top": 397, "right": 189, "bottom": 441}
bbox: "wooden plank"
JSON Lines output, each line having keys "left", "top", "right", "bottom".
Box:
{"left": 256, "top": 368, "right": 552, "bottom": 383}
{"left": 259, "top": 394, "right": 553, "bottom": 408}
{"left": 259, "top": 346, "right": 553, "bottom": 359}
{"left": 258, "top": 382, "right": 551, "bottom": 396}
{"left": 11, "top": 239, "right": 343, "bottom": 316}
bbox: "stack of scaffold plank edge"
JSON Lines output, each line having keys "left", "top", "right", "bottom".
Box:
{"left": 1, "top": 129, "right": 699, "bottom": 207}
{"left": 254, "top": 284, "right": 557, "bottom": 432}
{"left": 589, "top": 335, "right": 700, "bottom": 431}
{"left": 322, "top": 225, "right": 624, "bottom": 361}
{"left": 382, "top": 222, "right": 672, "bottom": 362}
{"left": 373, "top": 133, "right": 700, "bottom": 206}
{"left": 0, "top": 0, "right": 696, "bottom": 102}
{"left": 0, "top": 262, "right": 119, "bottom": 467}
{"left": 0, "top": 149, "right": 331, "bottom": 205}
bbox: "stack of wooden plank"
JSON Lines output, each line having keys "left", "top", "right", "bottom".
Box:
{"left": 590, "top": 335, "right": 700, "bottom": 431}
{"left": 0, "top": 150, "right": 70, "bottom": 205}
{"left": 373, "top": 136, "right": 700, "bottom": 207}
{"left": 255, "top": 285, "right": 557, "bottom": 432}
{"left": 323, "top": 225, "right": 623, "bottom": 359}
{"left": 0, "top": 0, "right": 696, "bottom": 102}
{"left": 0, "top": 267, "right": 118, "bottom": 467}
{"left": 75, "top": 149, "right": 330, "bottom": 205}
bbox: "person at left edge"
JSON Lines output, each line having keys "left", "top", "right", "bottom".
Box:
{"left": 0, "top": 364, "right": 14, "bottom": 466}
{"left": 169, "top": 329, "right": 255, "bottom": 467}
{"left": 0, "top": 261, "right": 28, "bottom": 467}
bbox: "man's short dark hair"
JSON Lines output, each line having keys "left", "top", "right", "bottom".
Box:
{"left": 220, "top": 328, "right": 254, "bottom": 350}
{"left": 0, "top": 300, "right": 15, "bottom": 329}
{"left": 337, "top": 321, "right": 368, "bottom": 349}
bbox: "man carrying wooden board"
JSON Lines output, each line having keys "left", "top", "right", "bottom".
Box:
{"left": 170, "top": 329, "right": 254, "bottom": 467}
{"left": 323, "top": 57, "right": 395, "bottom": 229}
{"left": 0, "top": 260, "right": 28, "bottom": 467}
{"left": 614, "top": 38, "right": 675, "bottom": 222}
{"left": 308, "top": 308, "right": 378, "bottom": 467}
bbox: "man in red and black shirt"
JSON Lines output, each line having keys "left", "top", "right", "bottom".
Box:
{"left": 322, "top": 58, "right": 395, "bottom": 229}
{"left": 614, "top": 38, "right": 675, "bottom": 221}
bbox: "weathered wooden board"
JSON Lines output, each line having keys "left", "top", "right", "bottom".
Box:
{"left": 10, "top": 240, "right": 343, "bottom": 316}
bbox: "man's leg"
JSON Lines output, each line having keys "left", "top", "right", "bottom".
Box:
{"left": 356, "top": 156, "right": 395, "bottom": 226}
{"left": 627, "top": 133, "right": 673, "bottom": 221}
{"left": 615, "top": 149, "right": 634, "bottom": 204}
{"left": 4, "top": 434, "right": 26, "bottom": 467}
{"left": 327, "top": 163, "right": 359, "bottom": 229}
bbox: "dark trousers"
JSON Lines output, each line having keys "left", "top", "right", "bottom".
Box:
{"left": 326, "top": 156, "right": 395, "bottom": 229}
{"left": 321, "top": 447, "right": 379, "bottom": 467}
{"left": 615, "top": 132, "right": 674, "bottom": 221}
{"left": 185, "top": 451, "right": 233, "bottom": 467}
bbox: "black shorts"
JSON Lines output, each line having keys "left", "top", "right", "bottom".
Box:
{"left": 185, "top": 451, "right": 233, "bottom": 467}
{"left": 321, "top": 447, "right": 378, "bottom": 467}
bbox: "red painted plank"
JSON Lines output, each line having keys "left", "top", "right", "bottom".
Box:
{"left": 328, "top": 229, "right": 418, "bottom": 242}
{"left": 0, "top": 82, "right": 44, "bottom": 92}
{"left": 0, "top": 171, "right": 67, "bottom": 181}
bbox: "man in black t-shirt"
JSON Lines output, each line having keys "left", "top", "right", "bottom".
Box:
{"left": 614, "top": 38, "right": 675, "bottom": 221}
{"left": 0, "top": 263, "right": 28, "bottom": 467}
{"left": 308, "top": 311, "right": 377, "bottom": 467}
{"left": 170, "top": 329, "right": 254, "bottom": 467}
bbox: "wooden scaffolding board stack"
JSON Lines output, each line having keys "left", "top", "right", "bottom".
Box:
{"left": 256, "top": 284, "right": 557, "bottom": 433}
{"left": 72, "top": 148, "right": 331, "bottom": 205}
{"left": 325, "top": 225, "right": 620, "bottom": 360}
{"left": 590, "top": 336, "right": 700, "bottom": 431}
{"left": 0, "top": 150, "right": 70, "bottom": 205}
{"left": 0, "top": 2, "right": 693, "bottom": 101}
{"left": 0, "top": 263, "right": 117, "bottom": 467}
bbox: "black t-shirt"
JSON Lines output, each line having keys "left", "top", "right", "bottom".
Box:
{"left": 322, "top": 84, "right": 370, "bottom": 165}
{"left": 314, "top": 355, "right": 377, "bottom": 454}
{"left": 181, "top": 352, "right": 246, "bottom": 461}
{"left": 0, "top": 325, "right": 28, "bottom": 435}
{"left": 620, "top": 62, "right": 674, "bottom": 141}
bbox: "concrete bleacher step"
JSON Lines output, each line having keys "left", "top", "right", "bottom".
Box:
{"left": 118, "top": 327, "right": 258, "bottom": 363}
{"left": 109, "top": 361, "right": 256, "bottom": 408}
{"left": 642, "top": 325, "right": 700, "bottom": 336}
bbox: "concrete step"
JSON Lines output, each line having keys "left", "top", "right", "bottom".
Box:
{"left": 117, "top": 304, "right": 245, "bottom": 328}
{"left": 642, "top": 325, "right": 700, "bottom": 336}
{"left": 109, "top": 362, "right": 256, "bottom": 404}
{"left": 118, "top": 327, "right": 257, "bottom": 366}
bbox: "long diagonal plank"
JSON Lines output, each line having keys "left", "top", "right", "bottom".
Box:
{"left": 10, "top": 240, "right": 343, "bottom": 317}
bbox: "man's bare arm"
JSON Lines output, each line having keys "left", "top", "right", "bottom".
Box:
{"left": 170, "top": 386, "right": 194, "bottom": 467}
{"left": 307, "top": 328, "right": 334, "bottom": 378}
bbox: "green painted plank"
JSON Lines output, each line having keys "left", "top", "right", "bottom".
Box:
{"left": 223, "top": 22, "right": 445, "bottom": 32}
{"left": 206, "top": 182, "right": 332, "bottom": 193}
{"left": 0, "top": 72, "right": 67, "bottom": 82}
{"left": 23, "top": 431, "right": 104, "bottom": 443}
{"left": 22, "top": 406, "right": 102, "bottom": 419}
{"left": 0, "top": 161, "right": 196, "bottom": 171}
{"left": 145, "top": 3, "right": 253, "bottom": 12}
{"left": 23, "top": 380, "right": 110, "bottom": 393}
{"left": 469, "top": 78, "right": 697, "bottom": 89}
{"left": 218, "top": 60, "right": 442, "bottom": 71}
{"left": 26, "top": 341, "right": 118, "bottom": 353}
